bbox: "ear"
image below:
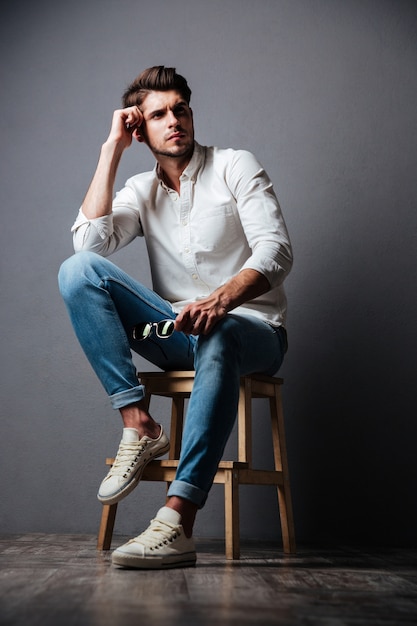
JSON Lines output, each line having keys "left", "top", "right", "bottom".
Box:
{"left": 133, "top": 129, "right": 145, "bottom": 143}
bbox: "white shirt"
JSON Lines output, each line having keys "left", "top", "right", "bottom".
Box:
{"left": 71, "top": 142, "right": 293, "bottom": 326}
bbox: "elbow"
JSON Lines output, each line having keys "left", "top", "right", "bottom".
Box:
{"left": 272, "top": 241, "right": 294, "bottom": 281}
{"left": 283, "top": 244, "right": 294, "bottom": 275}
{"left": 73, "top": 237, "right": 85, "bottom": 253}
{"left": 73, "top": 233, "right": 95, "bottom": 254}
{"left": 72, "top": 234, "right": 110, "bottom": 256}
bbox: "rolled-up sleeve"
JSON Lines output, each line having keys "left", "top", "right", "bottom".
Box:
{"left": 71, "top": 184, "right": 143, "bottom": 256}
{"left": 227, "top": 150, "right": 293, "bottom": 288}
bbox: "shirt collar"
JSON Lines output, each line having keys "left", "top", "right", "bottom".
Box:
{"left": 156, "top": 141, "right": 205, "bottom": 186}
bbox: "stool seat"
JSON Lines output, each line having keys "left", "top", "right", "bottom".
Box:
{"left": 97, "top": 371, "right": 296, "bottom": 559}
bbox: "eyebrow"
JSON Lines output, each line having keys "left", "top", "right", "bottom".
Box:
{"left": 145, "top": 100, "right": 188, "bottom": 119}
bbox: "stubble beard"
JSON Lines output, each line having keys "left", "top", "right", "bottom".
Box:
{"left": 149, "top": 134, "right": 194, "bottom": 160}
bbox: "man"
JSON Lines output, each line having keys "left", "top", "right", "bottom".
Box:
{"left": 58, "top": 66, "right": 292, "bottom": 569}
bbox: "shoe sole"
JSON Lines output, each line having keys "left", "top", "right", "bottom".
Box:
{"left": 97, "top": 441, "right": 170, "bottom": 505}
{"left": 112, "top": 552, "right": 197, "bottom": 569}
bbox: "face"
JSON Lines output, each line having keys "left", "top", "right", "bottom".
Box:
{"left": 135, "top": 90, "right": 194, "bottom": 160}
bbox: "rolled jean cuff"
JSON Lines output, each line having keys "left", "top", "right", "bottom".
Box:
{"left": 167, "top": 479, "right": 207, "bottom": 508}
{"left": 109, "top": 384, "right": 145, "bottom": 410}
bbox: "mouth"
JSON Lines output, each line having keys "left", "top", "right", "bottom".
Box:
{"left": 167, "top": 132, "right": 186, "bottom": 141}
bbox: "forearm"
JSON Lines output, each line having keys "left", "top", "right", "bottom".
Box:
{"left": 80, "top": 106, "right": 142, "bottom": 220}
{"left": 81, "top": 140, "right": 124, "bottom": 219}
{"left": 213, "top": 269, "right": 270, "bottom": 313}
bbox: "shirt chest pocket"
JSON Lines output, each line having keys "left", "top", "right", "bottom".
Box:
{"left": 191, "top": 205, "right": 243, "bottom": 253}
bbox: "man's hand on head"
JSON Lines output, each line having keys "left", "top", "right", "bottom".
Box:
{"left": 106, "top": 106, "right": 144, "bottom": 150}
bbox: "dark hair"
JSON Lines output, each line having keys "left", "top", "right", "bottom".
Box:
{"left": 122, "top": 66, "right": 192, "bottom": 108}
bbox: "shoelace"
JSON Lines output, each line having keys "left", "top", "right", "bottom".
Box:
{"left": 130, "top": 519, "right": 180, "bottom": 550}
{"left": 108, "top": 441, "right": 148, "bottom": 478}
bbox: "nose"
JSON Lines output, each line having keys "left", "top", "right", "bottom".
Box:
{"left": 167, "top": 110, "right": 180, "bottom": 126}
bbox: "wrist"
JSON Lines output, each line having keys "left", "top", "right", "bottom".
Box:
{"left": 213, "top": 285, "right": 234, "bottom": 313}
{"left": 101, "top": 138, "right": 125, "bottom": 158}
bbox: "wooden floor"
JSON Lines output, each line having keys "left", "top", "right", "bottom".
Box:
{"left": 1, "top": 535, "right": 417, "bottom": 625}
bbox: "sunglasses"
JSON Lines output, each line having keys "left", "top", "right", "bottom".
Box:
{"left": 132, "top": 319, "right": 175, "bottom": 341}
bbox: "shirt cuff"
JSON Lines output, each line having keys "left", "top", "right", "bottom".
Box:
{"left": 71, "top": 208, "right": 114, "bottom": 240}
{"left": 241, "top": 252, "right": 283, "bottom": 288}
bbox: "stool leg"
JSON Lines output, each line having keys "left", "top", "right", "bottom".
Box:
{"left": 97, "top": 503, "right": 118, "bottom": 551}
{"left": 163, "top": 396, "right": 185, "bottom": 495}
{"left": 169, "top": 396, "right": 185, "bottom": 459}
{"left": 224, "top": 469, "right": 240, "bottom": 559}
{"left": 270, "top": 386, "right": 296, "bottom": 554}
{"left": 238, "top": 378, "right": 252, "bottom": 465}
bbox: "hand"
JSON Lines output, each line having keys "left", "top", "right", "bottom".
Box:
{"left": 174, "top": 270, "right": 270, "bottom": 336}
{"left": 107, "top": 106, "right": 143, "bottom": 150}
{"left": 174, "top": 293, "right": 228, "bottom": 336}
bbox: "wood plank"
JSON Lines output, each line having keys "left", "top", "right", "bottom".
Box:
{"left": 2, "top": 536, "right": 417, "bottom": 626}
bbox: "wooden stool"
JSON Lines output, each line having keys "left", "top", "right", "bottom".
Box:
{"left": 97, "top": 371, "right": 296, "bottom": 559}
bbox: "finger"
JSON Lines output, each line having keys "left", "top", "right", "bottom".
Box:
{"left": 174, "top": 312, "right": 189, "bottom": 333}
{"left": 124, "top": 106, "right": 143, "bottom": 131}
{"left": 186, "top": 316, "right": 198, "bottom": 334}
{"left": 189, "top": 310, "right": 210, "bottom": 335}
{"left": 175, "top": 305, "right": 193, "bottom": 326}
{"left": 125, "top": 117, "right": 137, "bottom": 131}
{"left": 200, "top": 316, "right": 215, "bottom": 335}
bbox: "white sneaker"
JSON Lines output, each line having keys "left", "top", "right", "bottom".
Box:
{"left": 97, "top": 426, "right": 170, "bottom": 505}
{"left": 111, "top": 506, "right": 197, "bottom": 569}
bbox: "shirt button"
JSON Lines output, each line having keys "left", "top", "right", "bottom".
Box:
{"left": 192, "top": 274, "right": 198, "bottom": 280}
{"left": 184, "top": 247, "right": 190, "bottom": 254}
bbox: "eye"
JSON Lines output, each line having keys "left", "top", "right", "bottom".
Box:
{"left": 174, "top": 105, "right": 187, "bottom": 116}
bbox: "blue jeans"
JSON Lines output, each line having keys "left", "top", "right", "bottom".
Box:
{"left": 58, "top": 251, "right": 287, "bottom": 507}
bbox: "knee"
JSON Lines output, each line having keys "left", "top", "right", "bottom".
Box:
{"left": 58, "top": 251, "right": 98, "bottom": 299}
{"left": 195, "top": 316, "right": 242, "bottom": 362}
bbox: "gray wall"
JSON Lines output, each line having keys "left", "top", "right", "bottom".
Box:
{"left": 1, "top": 0, "right": 416, "bottom": 546}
